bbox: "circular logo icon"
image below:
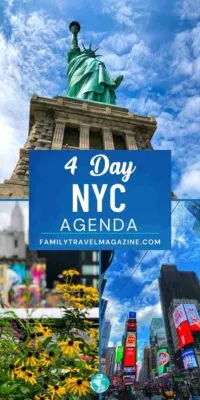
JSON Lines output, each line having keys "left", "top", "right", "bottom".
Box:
{"left": 90, "top": 373, "right": 110, "bottom": 393}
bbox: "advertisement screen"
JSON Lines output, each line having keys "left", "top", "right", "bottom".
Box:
{"left": 157, "top": 349, "right": 170, "bottom": 375}
{"left": 123, "top": 348, "right": 136, "bottom": 367}
{"left": 173, "top": 304, "right": 187, "bottom": 329}
{"left": 177, "top": 320, "right": 194, "bottom": 348}
{"left": 128, "top": 312, "right": 136, "bottom": 319}
{"left": 126, "top": 332, "right": 136, "bottom": 348}
{"left": 127, "top": 321, "right": 137, "bottom": 332}
{"left": 115, "top": 345, "right": 124, "bottom": 364}
{"left": 123, "top": 367, "right": 135, "bottom": 374}
{"left": 182, "top": 348, "right": 198, "bottom": 369}
{"left": 123, "top": 376, "right": 135, "bottom": 385}
{"left": 184, "top": 304, "right": 200, "bottom": 332}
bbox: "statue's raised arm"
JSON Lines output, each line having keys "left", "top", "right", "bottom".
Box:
{"left": 66, "top": 21, "right": 123, "bottom": 105}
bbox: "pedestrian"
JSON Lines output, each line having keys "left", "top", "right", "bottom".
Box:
{"left": 144, "top": 384, "right": 153, "bottom": 400}
{"left": 129, "top": 386, "right": 136, "bottom": 399}
{"left": 189, "top": 378, "right": 200, "bottom": 400}
{"left": 178, "top": 382, "right": 190, "bottom": 400}
{"left": 161, "top": 384, "right": 175, "bottom": 400}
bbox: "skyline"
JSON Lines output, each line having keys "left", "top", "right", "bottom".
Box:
{"left": 0, "top": 0, "right": 200, "bottom": 197}
{"left": 104, "top": 200, "right": 200, "bottom": 362}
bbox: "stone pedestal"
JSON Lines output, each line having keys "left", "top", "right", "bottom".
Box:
{"left": 0, "top": 95, "right": 157, "bottom": 198}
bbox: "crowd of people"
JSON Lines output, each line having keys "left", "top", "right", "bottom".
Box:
{"left": 102, "top": 378, "right": 200, "bottom": 400}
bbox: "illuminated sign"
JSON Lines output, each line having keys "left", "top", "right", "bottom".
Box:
{"left": 123, "top": 367, "right": 135, "bottom": 374}
{"left": 123, "top": 376, "right": 135, "bottom": 385}
{"left": 173, "top": 304, "right": 187, "bottom": 329}
{"left": 182, "top": 348, "right": 198, "bottom": 370}
{"left": 157, "top": 349, "right": 170, "bottom": 375}
{"left": 123, "top": 348, "right": 136, "bottom": 367}
{"left": 127, "top": 321, "right": 137, "bottom": 332}
{"left": 128, "top": 312, "right": 136, "bottom": 319}
{"left": 126, "top": 332, "right": 136, "bottom": 348}
{"left": 184, "top": 304, "right": 200, "bottom": 332}
{"left": 177, "top": 320, "right": 194, "bottom": 348}
{"left": 115, "top": 345, "right": 124, "bottom": 364}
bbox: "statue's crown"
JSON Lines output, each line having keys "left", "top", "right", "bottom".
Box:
{"left": 82, "top": 43, "right": 100, "bottom": 58}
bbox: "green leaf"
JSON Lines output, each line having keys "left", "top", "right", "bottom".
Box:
{"left": 19, "top": 387, "right": 30, "bottom": 394}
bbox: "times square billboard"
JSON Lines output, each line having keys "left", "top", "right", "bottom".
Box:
{"left": 157, "top": 348, "right": 170, "bottom": 375}
{"left": 173, "top": 304, "right": 200, "bottom": 348}
{"left": 123, "top": 312, "right": 137, "bottom": 372}
{"left": 182, "top": 348, "right": 198, "bottom": 370}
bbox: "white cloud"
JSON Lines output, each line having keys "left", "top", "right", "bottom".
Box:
{"left": 137, "top": 302, "right": 162, "bottom": 326}
{"left": 105, "top": 296, "right": 132, "bottom": 341}
{"left": 139, "top": 279, "right": 159, "bottom": 303}
{"left": 0, "top": 10, "right": 67, "bottom": 182}
{"left": 176, "top": 0, "right": 200, "bottom": 20}
{"left": 176, "top": 161, "right": 200, "bottom": 197}
{"left": 171, "top": 24, "right": 200, "bottom": 82}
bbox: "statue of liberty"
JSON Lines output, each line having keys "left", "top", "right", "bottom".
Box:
{"left": 67, "top": 21, "right": 123, "bottom": 105}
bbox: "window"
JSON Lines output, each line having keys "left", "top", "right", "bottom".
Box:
{"left": 63, "top": 126, "right": 79, "bottom": 147}
{"left": 89, "top": 128, "right": 103, "bottom": 149}
{"left": 113, "top": 133, "right": 126, "bottom": 149}
{"left": 81, "top": 252, "right": 86, "bottom": 262}
{"left": 92, "top": 251, "right": 98, "bottom": 262}
{"left": 82, "top": 278, "right": 87, "bottom": 286}
{"left": 93, "top": 278, "right": 98, "bottom": 288}
{"left": 82, "top": 265, "right": 99, "bottom": 276}
{"left": 14, "top": 239, "right": 18, "bottom": 248}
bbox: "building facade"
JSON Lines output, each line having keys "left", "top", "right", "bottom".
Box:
{"left": 159, "top": 264, "right": 200, "bottom": 365}
{"left": 105, "top": 347, "right": 116, "bottom": 378}
{"left": 150, "top": 317, "right": 167, "bottom": 348}
{"left": 0, "top": 202, "right": 26, "bottom": 259}
{"left": 101, "top": 319, "right": 112, "bottom": 355}
{"left": 0, "top": 96, "right": 156, "bottom": 198}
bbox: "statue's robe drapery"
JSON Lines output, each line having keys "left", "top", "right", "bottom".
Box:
{"left": 67, "top": 52, "right": 117, "bottom": 104}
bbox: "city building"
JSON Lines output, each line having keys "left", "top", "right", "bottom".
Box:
{"left": 150, "top": 317, "right": 167, "bottom": 347}
{"left": 101, "top": 319, "right": 112, "bottom": 356}
{"left": 105, "top": 347, "right": 116, "bottom": 377}
{"left": 185, "top": 201, "right": 200, "bottom": 221}
{"left": 148, "top": 318, "right": 168, "bottom": 378}
{"left": 0, "top": 202, "right": 26, "bottom": 259}
{"left": 185, "top": 201, "right": 200, "bottom": 239}
{"left": 159, "top": 264, "right": 200, "bottom": 367}
{"left": 139, "top": 346, "right": 151, "bottom": 383}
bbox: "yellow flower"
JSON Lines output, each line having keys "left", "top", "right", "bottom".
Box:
{"left": 62, "top": 269, "right": 80, "bottom": 277}
{"left": 23, "top": 370, "right": 37, "bottom": 385}
{"left": 89, "top": 328, "right": 98, "bottom": 340}
{"left": 65, "top": 367, "right": 79, "bottom": 377}
{"left": 74, "top": 301, "right": 85, "bottom": 309}
{"left": 48, "top": 384, "right": 65, "bottom": 398}
{"left": 65, "top": 377, "right": 90, "bottom": 397}
{"left": 15, "top": 365, "right": 27, "bottom": 380}
{"left": 40, "top": 351, "right": 54, "bottom": 367}
{"left": 84, "top": 365, "right": 98, "bottom": 377}
{"left": 59, "top": 339, "right": 80, "bottom": 357}
{"left": 35, "top": 323, "right": 52, "bottom": 338}
{"left": 35, "top": 395, "right": 51, "bottom": 400}
{"left": 26, "top": 351, "right": 38, "bottom": 367}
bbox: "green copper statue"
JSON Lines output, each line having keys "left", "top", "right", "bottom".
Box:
{"left": 66, "top": 21, "right": 123, "bottom": 104}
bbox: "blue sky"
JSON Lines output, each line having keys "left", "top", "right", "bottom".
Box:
{"left": 0, "top": 0, "right": 200, "bottom": 197}
{"left": 104, "top": 201, "right": 200, "bottom": 364}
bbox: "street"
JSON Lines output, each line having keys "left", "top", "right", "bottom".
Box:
{"left": 106, "top": 395, "right": 162, "bottom": 400}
